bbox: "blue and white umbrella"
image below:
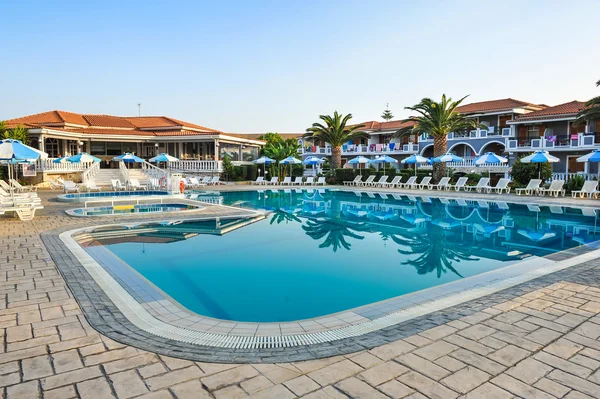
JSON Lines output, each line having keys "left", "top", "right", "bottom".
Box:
{"left": 520, "top": 150, "right": 559, "bottom": 178}
{"left": 518, "top": 229, "right": 556, "bottom": 242}
{"left": 0, "top": 139, "right": 46, "bottom": 162}
{"left": 432, "top": 153, "right": 464, "bottom": 163}
{"left": 347, "top": 156, "right": 370, "bottom": 164}
{"left": 279, "top": 156, "right": 302, "bottom": 165}
{"left": 401, "top": 154, "right": 430, "bottom": 175}
{"left": 303, "top": 156, "right": 325, "bottom": 165}
{"left": 149, "top": 153, "right": 179, "bottom": 163}
{"left": 112, "top": 153, "right": 144, "bottom": 163}
{"left": 68, "top": 152, "right": 101, "bottom": 163}
{"left": 577, "top": 150, "right": 600, "bottom": 179}
{"left": 53, "top": 156, "right": 69, "bottom": 164}
{"left": 370, "top": 155, "right": 398, "bottom": 173}
{"left": 252, "top": 156, "right": 276, "bottom": 176}
{"left": 474, "top": 152, "right": 508, "bottom": 175}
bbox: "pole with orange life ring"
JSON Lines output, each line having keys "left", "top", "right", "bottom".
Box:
{"left": 179, "top": 179, "right": 185, "bottom": 193}
{"left": 159, "top": 176, "right": 167, "bottom": 188}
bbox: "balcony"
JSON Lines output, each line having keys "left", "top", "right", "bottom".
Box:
{"left": 420, "top": 128, "right": 513, "bottom": 142}
{"left": 36, "top": 159, "right": 94, "bottom": 173}
{"left": 507, "top": 133, "right": 600, "bottom": 151}
{"left": 166, "top": 160, "right": 223, "bottom": 173}
{"left": 299, "top": 143, "right": 419, "bottom": 156}
{"left": 420, "top": 157, "right": 509, "bottom": 171}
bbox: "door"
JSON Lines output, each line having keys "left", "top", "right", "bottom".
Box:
{"left": 568, "top": 156, "right": 585, "bottom": 173}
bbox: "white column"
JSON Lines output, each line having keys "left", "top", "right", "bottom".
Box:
{"left": 214, "top": 139, "right": 219, "bottom": 161}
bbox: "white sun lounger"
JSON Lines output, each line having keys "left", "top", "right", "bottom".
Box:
{"left": 372, "top": 175, "right": 389, "bottom": 187}
{"left": 490, "top": 178, "right": 511, "bottom": 194}
{"left": 447, "top": 177, "right": 468, "bottom": 192}
{"left": 515, "top": 179, "right": 541, "bottom": 196}
{"left": 381, "top": 176, "right": 401, "bottom": 188}
{"left": 465, "top": 177, "right": 491, "bottom": 193}
{"left": 251, "top": 176, "right": 264, "bottom": 185}
{"left": 344, "top": 176, "right": 361, "bottom": 186}
{"left": 282, "top": 176, "right": 292, "bottom": 185}
{"left": 266, "top": 177, "right": 278, "bottom": 185}
{"left": 63, "top": 181, "right": 80, "bottom": 193}
{"left": 305, "top": 176, "right": 315, "bottom": 185}
{"left": 429, "top": 177, "right": 451, "bottom": 190}
{"left": 84, "top": 180, "right": 102, "bottom": 192}
{"left": 292, "top": 177, "right": 303, "bottom": 185}
{"left": 400, "top": 176, "right": 417, "bottom": 189}
{"left": 572, "top": 180, "right": 599, "bottom": 199}
{"left": 356, "top": 175, "right": 375, "bottom": 187}
{"left": 415, "top": 176, "right": 432, "bottom": 190}
{"left": 111, "top": 179, "right": 125, "bottom": 191}
{"left": 539, "top": 180, "right": 565, "bottom": 197}
{"left": 10, "top": 179, "right": 36, "bottom": 192}
{"left": 129, "top": 179, "right": 147, "bottom": 191}
{"left": 315, "top": 177, "right": 326, "bottom": 186}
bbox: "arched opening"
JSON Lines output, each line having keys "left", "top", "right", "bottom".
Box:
{"left": 421, "top": 145, "right": 434, "bottom": 157}
{"left": 479, "top": 141, "right": 506, "bottom": 155}
{"left": 448, "top": 142, "right": 476, "bottom": 159}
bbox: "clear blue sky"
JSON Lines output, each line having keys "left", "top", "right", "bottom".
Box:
{"left": 1, "top": 0, "right": 598, "bottom": 133}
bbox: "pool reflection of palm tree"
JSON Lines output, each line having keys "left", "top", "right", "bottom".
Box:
{"left": 302, "top": 198, "right": 368, "bottom": 252}
{"left": 267, "top": 191, "right": 302, "bottom": 225}
{"left": 395, "top": 207, "right": 478, "bottom": 278}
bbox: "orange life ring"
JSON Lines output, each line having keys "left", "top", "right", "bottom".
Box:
{"left": 159, "top": 176, "right": 167, "bottom": 187}
{"left": 179, "top": 180, "right": 185, "bottom": 193}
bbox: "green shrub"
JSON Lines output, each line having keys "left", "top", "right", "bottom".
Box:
{"left": 334, "top": 168, "right": 356, "bottom": 184}
{"left": 511, "top": 157, "right": 552, "bottom": 185}
{"left": 247, "top": 164, "right": 258, "bottom": 181}
{"left": 566, "top": 175, "right": 586, "bottom": 193}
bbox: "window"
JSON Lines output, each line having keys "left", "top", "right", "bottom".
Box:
{"left": 526, "top": 125, "right": 540, "bottom": 138}
{"left": 45, "top": 138, "right": 59, "bottom": 158}
{"left": 106, "top": 142, "right": 122, "bottom": 156}
{"left": 90, "top": 142, "right": 105, "bottom": 155}
{"left": 68, "top": 141, "right": 78, "bottom": 156}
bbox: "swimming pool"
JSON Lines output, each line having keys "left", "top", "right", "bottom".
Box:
{"left": 67, "top": 202, "right": 203, "bottom": 217}
{"left": 57, "top": 190, "right": 171, "bottom": 202}
{"left": 77, "top": 189, "right": 600, "bottom": 323}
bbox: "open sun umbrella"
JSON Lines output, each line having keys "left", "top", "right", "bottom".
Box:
{"left": 348, "top": 156, "right": 370, "bottom": 175}
{"left": 68, "top": 152, "right": 101, "bottom": 163}
{"left": 53, "top": 156, "right": 69, "bottom": 164}
{"left": 577, "top": 150, "right": 600, "bottom": 180}
{"left": 303, "top": 156, "right": 325, "bottom": 165}
{"left": 432, "top": 153, "right": 464, "bottom": 176}
{"left": 280, "top": 156, "right": 302, "bottom": 179}
{"left": 520, "top": 150, "right": 559, "bottom": 179}
{"left": 149, "top": 153, "right": 179, "bottom": 163}
{"left": 474, "top": 152, "right": 508, "bottom": 176}
{"left": 0, "top": 139, "right": 44, "bottom": 196}
{"left": 112, "top": 153, "right": 144, "bottom": 163}
{"left": 252, "top": 156, "right": 276, "bottom": 176}
{"left": 370, "top": 155, "right": 398, "bottom": 175}
{"left": 401, "top": 154, "right": 430, "bottom": 176}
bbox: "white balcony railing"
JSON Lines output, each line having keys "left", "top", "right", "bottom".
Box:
{"left": 166, "top": 160, "right": 223, "bottom": 173}
{"left": 422, "top": 127, "right": 513, "bottom": 142}
{"left": 507, "top": 133, "right": 599, "bottom": 151}
{"left": 552, "top": 172, "right": 594, "bottom": 182}
{"left": 420, "top": 157, "right": 509, "bottom": 170}
{"left": 299, "top": 143, "right": 418, "bottom": 156}
{"left": 36, "top": 159, "right": 93, "bottom": 173}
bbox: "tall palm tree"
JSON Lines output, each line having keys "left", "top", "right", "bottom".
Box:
{"left": 394, "top": 95, "right": 479, "bottom": 182}
{"left": 1, "top": 124, "right": 29, "bottom": 144}
{"left": 304, "top": 112, "right": 367, "bottom": 170}
{"left": 263, "top": 139, "right": 299, "bottom": 180}
{"left": 574, "top": 79, "right": 600, "bottom": 125}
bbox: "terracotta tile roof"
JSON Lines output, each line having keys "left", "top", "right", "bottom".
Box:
{"left": 4, "top": 110, "right": 223, "bottom": 136}
{"left": 456, "top": 98, "right": 543, "bottom": 114}
{"left": 235, "top": 133, "right": 302, "bottom": 140}
{"left": 353, "top": 120, "right": 415, "bottom": 131}
{"left": 511, "top": 101, "right": 586, "bottom": 122}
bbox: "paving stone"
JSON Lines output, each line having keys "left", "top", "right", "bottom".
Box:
{"left": 547, "top": 369, "right": 600, "bottom": 398}
{"left": 241, "top": 375, "right": 274, "bottom": 394}
{"left": 41, "top": 366, "right": 103, "bottom": 390}
{"left": 147, "top": 365, "right": 204, "bottom": 391}
{"left": 213, "top": 385, "right": 247, "bottom": 399}
{"left": 49, "top": 335, "right": 102, "bottom": 353}
{"left": 83, "top": 346, "right": 138, "bottom": 366}
{"left": 248, "top": 384, "right": 295, "bottom": 399}
{"left": 76, "top": 376, "right": 114, "bottom": 399}
{"left": 573, "top": 321, "right": 600, "bottom": 340}
{"left": 357, "top": 361, "right": 408, "bottom": 386}
{"left": 533, "top": 377, "right": 571, "bottom": 398}
{"left": 478, "top": 336, "right": 508, "bottom": 350}
{"left": 554, "top": 313, "right": 588, "bottom": 327}
{"left": 570, "top": 354, "right": 600, "bottom": 371}
{"left": 263, "top": 366, "right": 300, "bottom": 384}
{"left": 335, "top": 377, "right": 390, "bottom": 399}
{"left": 52, "top": 349, "right": 83, "bottom": 373}
{"left": 443, "top": 334, "right": 494, "bottom": 356}
{"left": 434, "top": 355, "right": 466, "bottom": 372}
{"left": 138, "top": 362, "right": 168, "bottom": 379}
{"left": 169, "top": 379, "right": 212, "bottom": 398}
{"left": 0, "top": 372, "right": 21, "bottom": 387}
{"left": 449, "top": 349, "right": 506, "bottom": 375}
{"left": 368, "top": 339, "right": 416, "bottom": 360}
{"left": 396, "top": 353, "right": 450, "bottom": 381}
{"left": 457, "top": 324, "right": 497, "bottom": 341}
{"left": 6, "top": 325, "right": 32, "bottom": 343}
{"left": 22, "top": 354, "right": 53, "bottom": 381}
{"left": 413, "top": 340, "right": 458, "bottom": 361}
{"left": 160, "top": 355, "right": 195, "bottom": 371}
{"left": 0, "top": 361, "right": 20, "bottom": 375}
{"left": 109, "top": 369, "right": 149, "bottom": 398}
{"left": 491, "top": 373, "right": 555, "bottom": 399}
{"left": 347, "top": 352, "right": 381, "bottom": 368}
{"left": 43, "top": 385, "right": 78, "bottom": 399}
{"left": 544, "top": 338, "right": 584, "bottom": 359}
{"left": 6, "top": 381, "right": 40, "bottom": 398}
{"left": 440, "top": 366, "right": 490, "bottom": 394}
{"left": 491, "top": 331, "right": 543, "bottom": 352}
{"left": 398, "top": 371, "right": 458, "bottom": 399}
{"left": 402, "top": 335, "right": 433, "bottom": 348}
{"left": 488, "top": 345, "right": 531, "bottom": 367}
{"left": 534, "top": 352, "right": 592, "bottom": 379}
{"left": 307, "top": 359, "right": 363, "bottom": 386}
{"left": 418, "top": 325, "right": 457, "bottom": 341}
{"left": 376, "top": 379, "right": 415, "bottom": 398}
{"left": 526, "top": 327, "right": 564, "bottom": 345}
{"left": 505, "top": 357, "right": 553, "bottom": 384}
{"left": 283, "top": 375, "right": 320, "bottom": 396}
{"left": 104, "top": 353, "right": 158, "bottom": 374}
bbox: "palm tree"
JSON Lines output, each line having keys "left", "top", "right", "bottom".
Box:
{"left": 574, "top": 79, "right": 600, "bottom": 125}
{"left": 394, "top": 95, "right": 480, "bottom": 182}
{"left": 302, "top": 218, "right": 367, "bottom": 252}
{"left": 1, "top": 124, "right": 29, "bottom": 144}
{"left": 263, "top": 139, "right": 299, "bottom": 180}
{"left": 304, "top": 112, "right": 367, "bottom": 170}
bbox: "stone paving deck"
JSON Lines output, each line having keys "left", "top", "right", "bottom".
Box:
{"left": 1, "top": 188, "right": 600, "bottom": 398}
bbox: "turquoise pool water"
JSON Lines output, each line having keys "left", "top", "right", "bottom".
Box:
{"left": 87, "top": 189, "right": 599, "bottom": 322}
{"left": 57, "top": 190, "right": 170, "bottom": 202}
{"left": 69, "top": 203, "right": 200, "bottom": 217}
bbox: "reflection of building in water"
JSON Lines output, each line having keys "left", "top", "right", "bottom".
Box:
{"left": 78, "top": 216, "right": 265, "bottom": 247}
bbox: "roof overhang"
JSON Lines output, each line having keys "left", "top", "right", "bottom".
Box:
{"left": 508, "top": 116, "right": 578, "bottom": 125}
